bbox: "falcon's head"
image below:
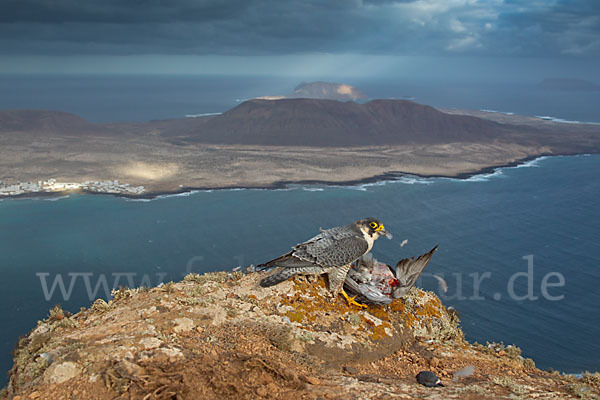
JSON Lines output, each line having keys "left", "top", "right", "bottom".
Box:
{"left": 357, "top": 218, "right": 392, "bottom": 240}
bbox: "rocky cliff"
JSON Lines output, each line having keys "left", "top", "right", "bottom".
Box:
{"left": 3, "top": 271, "right": 599, "bottom": 399}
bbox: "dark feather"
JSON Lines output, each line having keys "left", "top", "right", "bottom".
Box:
{"left": 392, "top": 245, "right": 438, "bottom": 298}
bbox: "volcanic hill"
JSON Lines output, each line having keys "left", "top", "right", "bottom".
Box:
{"left": 179, "top": 98, "right": 516, "bottom": 146}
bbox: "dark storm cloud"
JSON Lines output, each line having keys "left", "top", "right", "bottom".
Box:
{"left": 0, "top": 0, "right": 598, "bottom": 57}
{"left": 0, "top": 0, "right": 249, "bottom": 23}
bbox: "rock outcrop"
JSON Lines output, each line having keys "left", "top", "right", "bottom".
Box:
{"left": 289, "top": 82, "right": 367, "bottom": 101}
{"left": 4, "top": 271, "right": 599, "bottom": 399}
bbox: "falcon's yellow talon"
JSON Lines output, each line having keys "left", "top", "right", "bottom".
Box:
{"left": 340, "top": 289, "right": 368, "bottom": 308}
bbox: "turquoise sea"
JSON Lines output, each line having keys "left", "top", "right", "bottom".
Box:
{"left": 1, "top": 154, "right": 599, "bottom": 383}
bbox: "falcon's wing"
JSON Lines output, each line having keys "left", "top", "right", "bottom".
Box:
{"left": 293, "top": 233, "right": 368, "bottom": 267}
{"left": 258, "top": 224, "right": 366, "bottom": 270}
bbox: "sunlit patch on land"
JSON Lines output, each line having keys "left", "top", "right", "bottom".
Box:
{"left": 118, "top": 162, "right": 180, "bottom": 181}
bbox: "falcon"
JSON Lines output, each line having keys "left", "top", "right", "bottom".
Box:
{"left": 344, "top": 246, "right": 438, "bottom": 306}
{"left": 258, "top": 218, "right": 391, "bottom": 304}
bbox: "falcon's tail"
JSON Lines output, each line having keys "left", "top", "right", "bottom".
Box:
{"left": 256, "top": 252, "right": 295, "bottom": 271}
{"left": 259, "top": 267, "right": 299, "bottom": 287}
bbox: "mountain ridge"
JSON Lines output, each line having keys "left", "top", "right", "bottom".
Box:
{"left": 179, "top": 98, "right": 514, "bottom": 146}
{"left": 0, "top": 109, "right": 111, "bottom": 136}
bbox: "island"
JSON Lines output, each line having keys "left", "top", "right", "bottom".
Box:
{"left": 537, "top": 78, "right": 600, "bottom": 91}
{"left": 1, "top": 98, "right": 599, "bottom": 198}
{"left": 256, "top": 81, "right": 367, "bottom": 101}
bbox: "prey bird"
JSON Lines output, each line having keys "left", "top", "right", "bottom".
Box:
{"left": 258, "top": 218, "right": 392, "bottom": 305}
{"left": 344, "top": 246, "right": 438, "bottom": 306}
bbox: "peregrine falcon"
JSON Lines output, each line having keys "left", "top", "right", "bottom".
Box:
{"left": 344, "top": 246, "right": 438, "bottom": 305}
{"left": 258, "top": 218, "right": 392, "bottom": 302}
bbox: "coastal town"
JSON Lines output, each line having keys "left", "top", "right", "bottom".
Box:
{"left": 0, "top": 178, "right": 145, "bottom": 197}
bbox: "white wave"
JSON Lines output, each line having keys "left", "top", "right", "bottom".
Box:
{"left": 395, "top": 176, "right": 434, "bottom": 185}
{"left": 534, "top": 115, "right": 600, "bottom": 125}
{"left": 468, "top": 169, "right": 504, "bottom": 182}
{"left": 367, "top": 179, "right": 399, "bottom": 187}
{"left": 480, "top": 109, "right": 515, "bottom": 115}
{"left": 338, "top": 175, "right": 435, "bottom": 190}
{"left": 221, "top": 187, "right": 286, "bottom": 192}
{"left": 358, "top": 181, "right": 388, "bottom": 189}
{"left": 185, "top": 112, "right": 221, "bottom": 118}
{"left": 345, "top": 185, "right": 368, "bottom": 191}
{"left": 155, "top": 190, "right": 200, "bottom": 199}
{"left": 185, "top": 112, "right": 222, "bottom": 118}
{"left": 444, "top": 168, "right": 505, "bottom": 183}
{"left": 438, "top": 155, "right": 556, "bottom": 183}
{"left": 510, "top": 156, "right": 549, "bottom": 169}
{"left": 44, "top": 195, "right": 71, "bottom": 201}
{"left": 124, "top": 188, "right": 216, "bottom": 201}
{"left": 302, "top": 187, "right": 324, "bottom": 192}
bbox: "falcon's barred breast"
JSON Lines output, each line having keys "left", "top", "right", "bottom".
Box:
{"left": 258, "top": 218, "right": 391, "bottom": 296}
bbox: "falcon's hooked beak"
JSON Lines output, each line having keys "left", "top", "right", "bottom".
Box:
{"left": 375, "top": 224, "right": 393, "bottom": 239}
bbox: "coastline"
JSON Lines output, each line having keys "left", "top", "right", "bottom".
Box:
{"left": 1, "top": 152, "right": 592, "bottom": 201}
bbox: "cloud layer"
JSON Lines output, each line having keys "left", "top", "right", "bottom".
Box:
{"left": 0, "top": 0, "right": 598, "bottom": 58}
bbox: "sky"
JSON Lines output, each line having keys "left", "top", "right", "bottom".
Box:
{"left": 0, "top": 0, "right": 599, "bottom": 81}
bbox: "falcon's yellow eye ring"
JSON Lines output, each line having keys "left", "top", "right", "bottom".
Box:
{"left": 369, "top": 222, "right": 378, "bottom": 229}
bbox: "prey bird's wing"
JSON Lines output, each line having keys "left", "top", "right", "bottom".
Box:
{"left": 393, "top": 245, "right": 438, "bottom": 298}
{"left": 344, "top": 276, "right": 393, "bottom": 305}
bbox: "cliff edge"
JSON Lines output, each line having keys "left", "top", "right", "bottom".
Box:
{"left": 4, "top": 271, "right": 599, "bottom": 399}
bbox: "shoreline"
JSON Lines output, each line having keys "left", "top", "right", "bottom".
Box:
{"left": 1, "top": 152, "right": 595, "bottom": 201}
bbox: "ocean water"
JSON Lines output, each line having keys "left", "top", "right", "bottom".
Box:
{"left": 1, "top": 74, "right": 599, "bottom": 385}
{"left": 1, "top": 74, "right": 600, "bottom": 123}
{"left": 0, "top": 154, "right": 599, "bottom": 384}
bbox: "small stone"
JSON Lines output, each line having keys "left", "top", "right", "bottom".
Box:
{"left": 343, "top": 366, "right": 358, "bottom": 374}
{"left": 266, "top": 383, "right": 278, "bottom": 392}
{"left": 119, "top": 360, "right": 145, "bottom": 377}
{"left": 416, "top": 371, "right": 444, "bottom": 387}
{"left": 159, "top": 347, "right": 184, "bottom": 361}
{"left": 304, "top": 376, "right": 320, "bottom": 385}
{"left": 43, "top": 361, "right": 83, "bottom": 384}
{"left": 258, "top": 373, "right": 273, "bottom": 385}
{"left": 498, "top": 350, "right": 507, "bottom": 356}
{"left": 29, "top": 392, "right": 41, "bottom": 399}
{"left": 256, "top": 386, "right": 268, "bottom": 397}
{"left": 173, "top": 317, "right": 195, "bottom": 333}
{"left": 139, "top": 337, "right": 162, "bottom": 350}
